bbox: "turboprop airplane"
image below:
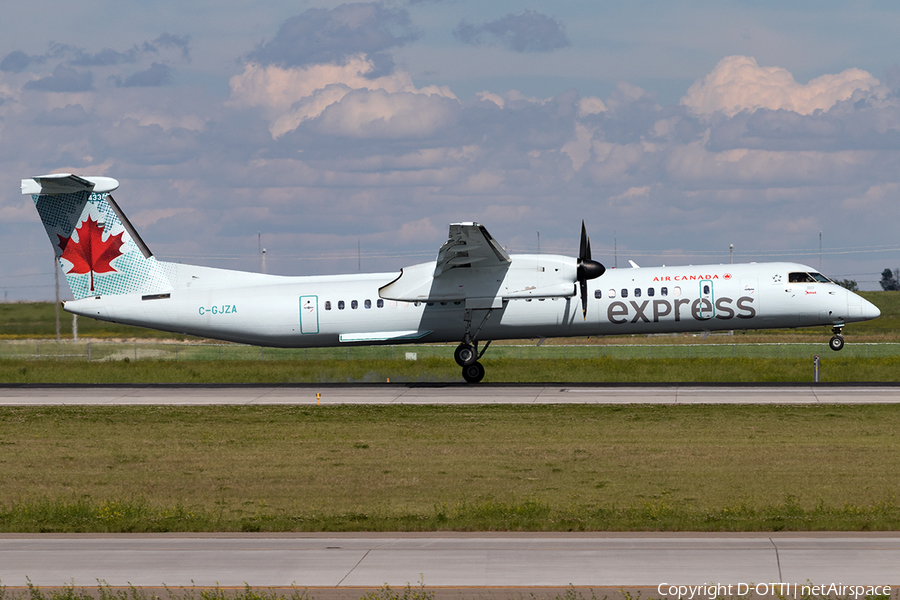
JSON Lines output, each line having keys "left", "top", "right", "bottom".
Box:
{"left": 23, "top": 173, "right": 881, "bottom": 383}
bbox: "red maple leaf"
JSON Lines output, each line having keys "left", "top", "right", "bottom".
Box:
{"left": 57, "top": 215, "right": 125, "bottom": 291}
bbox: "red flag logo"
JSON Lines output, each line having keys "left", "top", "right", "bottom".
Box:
{"left": 57, "top": 215, "right": 124, "bottom": 291}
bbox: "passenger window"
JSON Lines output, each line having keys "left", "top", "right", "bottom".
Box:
{"left": 661, "top": 287, "right": 668, "bottom": 297}
{"left": 703, "top": 284, "right": 710, "bottom": 295}
{"left": 364, "top": 299, "right": 371, "bottom": 309}
{"left": 634, "top": 288, "right": 641, "bottom": 298}
{"left": 325, "top": 301, "right": 332, "bottom": 311}
{"left": 648, "top": 288, "right": 655, "bottom": 297}
{"left": 594, "top": 290, "right": 603, "bottom": 299}
{"left": 608, "top": 289, "right": 615, "bottom": 298}
{"left": 338, "top": 300, "right": 345, "bottom": 310}
{"left": 621, "top": 289, "right": 628, "bottom": 298}
{"left": 351, "top": 300, "right": 358, "bottom": 309}
{"left": 377, "top": 299, "right": 385, "bottom": 308}
{"left": 673, "top": 286, "right": 681, "bottom": 297}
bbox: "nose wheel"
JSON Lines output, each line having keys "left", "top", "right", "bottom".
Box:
{"left": 829, "top": 334, "right": 844, "bottom": 351}
{"left": 829, "top": 325, "right": 844, "bottom": 351}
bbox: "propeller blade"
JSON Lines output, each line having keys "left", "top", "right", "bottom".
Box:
{"left": 576, "top": 221, "right": 606, "bottom": 320}
{"left": 580, "top": 221, "right": 588, "bottom": 260}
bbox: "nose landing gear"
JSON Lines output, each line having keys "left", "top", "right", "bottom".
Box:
{"left": 829, "top": 324, "right": 844, "bottom": 351}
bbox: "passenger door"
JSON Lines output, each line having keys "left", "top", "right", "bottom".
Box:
{"left": 299, "top": 295, "right": 319, "bottom": 334}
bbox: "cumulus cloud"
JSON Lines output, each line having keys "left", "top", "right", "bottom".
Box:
{"left": 229, "top": 55, "right": 456, "bottom": 137}
{"left": 23, "top": 64, "right": 93, "bottom": 92}
{"left": 7, "top": 12, "right": 900, "bottom": 301}
{"left": 1, "top": 34, "right": 191, "bottom": 74}
{"left": 246, "top": 3, "right": 417, "bottom": 75}
{"left": 453, "top": 10, "right": 569, "bottom": 53}
{"left": 681, "top": 55, "right": 880, "bottom": 117}
{"left": 308, "top": 88, "right": 459, "bottom": 138}
{"left": 0, "top": 50, "right": 33, "bottom": 73}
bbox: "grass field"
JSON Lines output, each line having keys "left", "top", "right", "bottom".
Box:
{"left": 2, "top": 356, "right": 900, "bottom": 383}
{"left": 0, "top": 404, "right": 898, "bottom": 532}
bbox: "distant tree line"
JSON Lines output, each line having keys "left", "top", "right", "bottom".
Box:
{"left": 881, "top": 268, "right": 900, "bottom": 291}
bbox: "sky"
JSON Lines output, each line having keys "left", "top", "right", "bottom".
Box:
{"left": 3, "top": 0, "right": 900, "bottom": 300}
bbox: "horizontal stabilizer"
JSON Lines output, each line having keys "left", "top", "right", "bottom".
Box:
{"left": 22, "top": 174, "right": 119, "bottom": 195}
{"left": 339, "top": 330, "right": 432, "bottom": 343}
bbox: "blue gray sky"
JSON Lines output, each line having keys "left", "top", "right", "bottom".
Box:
{"left": 3, "top": 0, "right": 900, "bottom": 300}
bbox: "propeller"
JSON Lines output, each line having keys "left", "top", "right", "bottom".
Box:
{"left": 577, "top": 220, "right": 606, "bottom": 318}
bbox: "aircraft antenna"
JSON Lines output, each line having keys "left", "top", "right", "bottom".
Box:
{"left": 819, "top": 231, "right": 822, "bottom": 271}
{"left": 614, "top": 230, "right": 617, "bottom": 269}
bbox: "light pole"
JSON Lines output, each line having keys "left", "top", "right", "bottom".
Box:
{"left": 729, "top": 244, "right": 733, "bottom": 264}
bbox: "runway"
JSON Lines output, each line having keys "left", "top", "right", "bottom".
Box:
{"left": 0, "top": 534, "right": 898, "bottom": 588}
{"left": 1, "top": 383, "right": 899, "bottom": 404}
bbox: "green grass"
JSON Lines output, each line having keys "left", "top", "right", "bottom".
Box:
{"left": 1, "top": 356, "right": 899, "bottom": 383}
{"left": 0, "top": 582, "right": 437, "bottom": 600}
{"left": 0, "top": 404, "right": 899, "bottom": 532}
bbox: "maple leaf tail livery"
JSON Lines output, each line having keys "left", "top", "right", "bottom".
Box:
{"left": 24, "top": 174, "right": 175, "bottom": 299}
{"left": 24, "top": 173, "right": 881, "bottom": 383}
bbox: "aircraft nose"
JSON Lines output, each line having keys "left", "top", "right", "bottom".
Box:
{"left": 862, "top": 297, "right": 881, "bottom": 320}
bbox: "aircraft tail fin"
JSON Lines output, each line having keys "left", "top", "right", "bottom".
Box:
{"left": 23, "top": 174, "right": 176, "bottom": 300}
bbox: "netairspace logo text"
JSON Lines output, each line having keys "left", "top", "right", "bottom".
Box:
{"left": 657, "top": 583, "right": 892, "bottom": 599}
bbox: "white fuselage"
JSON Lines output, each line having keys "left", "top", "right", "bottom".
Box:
{"left": 63, "top": 257, "right": 881, "bottom": 347}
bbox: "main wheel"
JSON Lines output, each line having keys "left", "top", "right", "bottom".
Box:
{"left": 454, "top": 343, "right": 477, "bottom": 366}
{"left": 829, "top": 335, "right": 845, "bottom": 351}
{"left": 462, "top": 361, "right": 485, "bottom": 383}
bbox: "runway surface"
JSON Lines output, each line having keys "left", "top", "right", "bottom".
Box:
{"left": 1, "top": 383, "right": 899, "bottom": 404}
{"left": 0, "top": 534, "right": 898, "bottom": 587}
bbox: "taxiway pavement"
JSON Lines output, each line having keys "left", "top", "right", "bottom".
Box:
{"left": 0, "top": 534, "right": 898, "bottom": 587}
{"left": 0, "top": 383, "right": 899, "bottom": 405}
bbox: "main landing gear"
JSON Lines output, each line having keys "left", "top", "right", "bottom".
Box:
{"left": 456, "top": 309, "right": 494, "bottom": 383}
{"left": 829, "top": 325, "right": 845, "bottom": 351}
{"left": 455, "top": 340, "right": 491, "bottom": 383}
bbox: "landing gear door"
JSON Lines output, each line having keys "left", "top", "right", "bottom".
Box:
{"left": 300, "top": 295, "right": 319, "bottom": 334}
{"left": 699, "top": 279, "right": 715, "bottom": 319}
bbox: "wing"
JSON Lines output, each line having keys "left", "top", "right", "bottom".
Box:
{"left": 433, "top": 222, "right": 510, "bottom": 277}
{"left": 379, "top": 222, "right": 512, "bottom": 306}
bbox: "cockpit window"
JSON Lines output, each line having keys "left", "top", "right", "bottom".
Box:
{"left": 789, "top": 272, "right": 833, "bottom": 284}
